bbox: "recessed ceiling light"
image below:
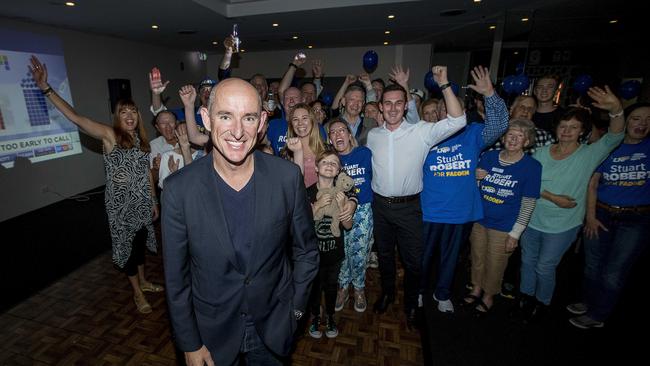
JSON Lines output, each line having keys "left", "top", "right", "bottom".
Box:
{"left": 609, "top": 19, "right": 618, "bottom": 24}
{"left": 473, "top": 0, "right": 481, "bottom": 3}
{"left": 489, "top": 25, "right": 496, "bottom": 30}
{"left": 385, "top": 30, "right": 391, "bottom": 34}
{"left": 521, "top": 17, "right": 529, "bottom": 22}
{"left": 151, "top": 25, "right": 159, "bottom": 29}
{"left": 65, "top": 2, "right": 75, "bottom": 6}
{"left": 292, "top": 36, "right": 299, "bottom": 39}
{"left": 388, "top": 15, "right": 395, "bottom": 19}
{"left": 514, "top": 51, "right": 519, "bottom": 55}
{"left": 308, "top": 45, "right": 313, "bottom": 49}
{"left": 240, "top": 49, "right": 246, "bottom": 52}
{"left": 383, "top": 41, "right": 389, "bottom": 45}
{"left": 212, "top": 41, "right": 218, "bottom": 45}
{"left": 272, "top": 23, "right": 279, "bottom": 27}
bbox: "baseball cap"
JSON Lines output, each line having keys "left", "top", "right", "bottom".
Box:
{"left": 409, "top": 88, "right": 425, "bottom": 101}
{"left": 198, "top": 77, "right": 217, "bottom": 90}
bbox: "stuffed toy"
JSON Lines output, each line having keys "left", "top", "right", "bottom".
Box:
{"left": 314, "top": 172, "right": 355, "bottom": 237}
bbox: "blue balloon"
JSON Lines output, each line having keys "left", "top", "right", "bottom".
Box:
{"left": 424, "top": 71, "right": 439, "bottom": 92}
{"left": 320, "top": 90, "right": 334, "bottom": 106}
{"left": 362, "top": 50, "right": 378, "bottom": 73}
{"left": 515, "top": 62, "right": 525, "bottom": 75}
{"left": 512, "top": 74, "right": 530, "bottom": 94}
{"left": 619, "top": 80, "right": 641, "bottom": 100}
{"left": 572, "top": 74, "right": 593, "bottom": 95}
{"left": 502, "top": 75, "right": 517, "bottom": 94}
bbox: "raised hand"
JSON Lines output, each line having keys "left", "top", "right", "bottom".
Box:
{"left": 467, "top": 66, "right": 494, "bottom": 97}
{"left": 29, "top": 55, "right": 49, "bottom": 90}
{"left": 345, "top": 74, "right": 357, "bottom": 84}
{"left": 587, "top": 85, "right": 623, "bottom": 114}
{"left": 223, "top": 35, "right": 235, "bottom": 53}
{"left": 179, "top": 85, "right": 197, "bottom": 107}
{"left": 358, "top": 72, "right": 372, "bottom": 88}
{"left": 389, "top": 65, "right": 410, "bottom": 90}
{"left": 286, "top": 137, "right": 303, "bottom": 152}
{"left": 431, "top": 65, "right": 449, "bottom": 86}
{"left": 293, "top": 52, "right": 307, "bottom": 67}
{"left": 149, "top": 67, "right": 170, "bottom": 95}
{"left": 312, "top": 59, "right": 323, "bottom": 78}
{"left": 175, "top": 124, "right": 190, "bottom": 147}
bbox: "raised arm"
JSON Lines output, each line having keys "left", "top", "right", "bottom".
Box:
{"left": 389, "top": 65, "right": 419, "bottom": 123}
{"left": 312, "top": 60, "right": 324, "bottom": 97}
{"left": 332, "top": 75, "right": 357, "bottom": 110}
{"left": 30, "top": 56, "right": 115, "bottom": 150}
{"left": 358, "top": 72, "right": 377, "bottom": 102}
{"left": 467, "top": 66, "right": 509, "bottom": 146}
{"left": 179, "top": 85, "right": 209, "bottom": 146}
{"left": 149, "top": 67, "right": 170, "bottom": 115}
{"left": 279, "top": 52, "right": 307, "bottom": 102}
{"left": 420, "top": 65, "right": 467, "bottom": 146}
{"left": 218, "top": 35, "right": 235, "bottom": 81}
{"left": 434, "top": 66, "right": 463, "bottom": 118}
{"left": 587, "top": 85, "right": 625, "bottom": 134}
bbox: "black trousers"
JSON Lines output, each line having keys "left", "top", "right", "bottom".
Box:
{"left": 121, "top": 227, "right": 147, "bottom": 277}
{"left": 372, "top": 195, "right": 423, "bottom": 312}
{"left": 309, "top": 259, "right": 343, "bottom": 317}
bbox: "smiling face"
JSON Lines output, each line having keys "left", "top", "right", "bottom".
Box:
{"left": 204, "top": 79, "right": 267, "bottom": 166}
{"left": 155, "top": 111, "right": 178, "bottom": 143}
{"left": 328, "top": 120, "right": 353, "bottom": 154}
{"left": 342, "top": 90, "right": 364, "bottom": 118}
{"left": 422, "top": 102, "right": 438, "bottom": 123}
{"left": 510, "top": 96, "right": 537, "bottom": 120}
{"left": 556, "top": 118, "right": 584, "bottom": 143}
{"left": 283, "top": 87, "right": 302, "bottom": 112}
{"left": 315, "top": 152, "right": 341, "bottom": 179}
{"left": 380, "top": 90, "right": 407, "bottom": 129}
{"left": 503, "top": 127, "right": 528, "bottom": 153}
{"left": 118, "top": 105, "right": 139, "bottom": 134}
{"left": 534, "top": 77, "right": 558, "bottom": 103}
{"left": 290, "top": 107, "right": 313, "bottom": 138}
{"left": 364, "top": 103, "right": 380, "bottom": 121}
{"left": 626, "top": 106, "right": 650, "bottom": 141}
{"left": 312, "top": 102, "right": 327, "bottom": 124}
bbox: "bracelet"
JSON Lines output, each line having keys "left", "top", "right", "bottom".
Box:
{"left": 439, "top": 82, "right": 451, "bottom": 91}
{"left": 608, "top": 110, "right": 624, "bottom": 118}
{"left": 289, "top": 62, "right": 298, "bottom": 69}
{"left": 41, "top": 86, "right": 53, "bottom": 96}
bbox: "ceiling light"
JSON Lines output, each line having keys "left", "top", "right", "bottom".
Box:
{"left": 272, "top": 23, "right": 279, "bottom": 27}
{"left": 473, "top": 0, "right": 481, "bottom": 3}
{"left": 514, "top": 51, "right": 519, "bottom": 55}
{"left": 609, "top": 19, "right": 618, "bottom": 24}
{"left": 385, "top": 30, "right": 391, "bottom": 34}
{"left": 308, "top": 45, "right": 313, "bottom": 49}
{"left": 292, "top": 36, "right": 298, "bottom": 39}
{"left": 65, "top": 2, "right": 75, "bottom": 6}
{"left": 521, "top": 17, "right": 529, "bottom": 22}
{"left": 383, "top": 41, "right": 389, "bottom": 45}
{"left": 212, "top": 41, "right": 218, "bottom": 45}
{"left": 388, "top": 15, "right": 395, "bottom": 19}
{"left": 151, "top": 25, "right": 159, "bottom": 29}
{"left": 240, "top": 49, "right": 246, "bottom": 52}
{"left": 489, "top": 25, "right": 496, "bottom": 30}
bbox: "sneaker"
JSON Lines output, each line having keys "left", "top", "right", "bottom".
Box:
{"left": 569, "top": 315, "right": 604, "bottom": 329}
{"left": 368, "top": 252, "right": 379, "bottom": 269}
{"left": 308, "top": 315, "right": 322, "bottom": 338}
{"left": 566, "top": 302, "right": 588, "bottom": 315}
{"left": 499, "top": 283, "right": 517, "bottom": 300}
{"left": 335, "top": 287, "right": 348, "bottom": 312}
{"left": 325, "top": 315, "right": 339, "bottom": 338}
{"left": 353, "top": 289, "right": 367, "bottom": 312}
{"left": 433, "top": 294, "right": 454, "bottom": 313}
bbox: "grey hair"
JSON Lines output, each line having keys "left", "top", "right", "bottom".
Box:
{"left": 506, "top": 118, "right": 536, "bottom": 148}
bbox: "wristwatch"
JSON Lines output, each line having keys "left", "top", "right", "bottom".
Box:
{"left": 293, "top": 310, "right": 304, "bottom": 320}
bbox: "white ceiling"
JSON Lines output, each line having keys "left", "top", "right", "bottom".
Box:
{"left": 0, "top": 0, "right": 638, "bottom": 53}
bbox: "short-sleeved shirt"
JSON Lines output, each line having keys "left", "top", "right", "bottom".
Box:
{"left": 340, "top": 146, "right": 373, "bottom": 204}
{"left": 149, "top": 136, "right": 176, "bottom": 168}
{"left": 596, "top": 138, "right": 650, "bottom": 207}
{"left": 529, "top": 131, "right": 624, "bottom": 233}
{"left": 478, "top": 150, "right": 542, "bottom": 232}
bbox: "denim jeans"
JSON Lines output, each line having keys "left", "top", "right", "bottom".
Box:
{"left": 520, "top": 225, "right": 581, "bottom": 305}
{"left": 237, "top": 324, "right": 284, "bottom": 366}
{"left": 582, "top": 207, "right": 650, "bottom": 321}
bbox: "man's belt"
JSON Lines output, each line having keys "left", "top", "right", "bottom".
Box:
{"left": 374, "top": 193, "right": 420, "bottom": 204}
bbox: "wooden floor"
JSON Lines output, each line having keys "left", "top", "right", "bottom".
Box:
{"left": 0, "top": 250, "right": 423, "bottom": 365}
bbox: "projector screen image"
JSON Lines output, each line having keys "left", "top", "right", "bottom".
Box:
{"left": 0, "top": 29, "right": 82, "bottom": 168}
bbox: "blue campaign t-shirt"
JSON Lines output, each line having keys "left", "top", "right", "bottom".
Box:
{"left": 169, "top": 107, "right": 205, "bottom": 128}
{"left": 340, "top": 146, "right": 373, "bottom": 204}
{"left": 266, "top": 116, "right": 328, "bottom": 156}
{"left": 421, "top": 123, "right": 486, "bottom": 224}
{"left": 478, "top": 150, "right": 542, "bottom": 232}
{"left": 596, "top": 138, "right": 650, "bottom": 206}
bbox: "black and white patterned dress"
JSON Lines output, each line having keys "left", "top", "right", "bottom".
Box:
{"left": 103, "top": 137, "right": 157, "bottom": 268}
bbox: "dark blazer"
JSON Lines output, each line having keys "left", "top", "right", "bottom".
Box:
{"left": 162, "top": 150, "right": 319, "bottom": 365}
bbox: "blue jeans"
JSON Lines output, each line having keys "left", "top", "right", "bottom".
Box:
{"left": 237, "top": 324, "right": 284, "bottom": 366}
{"left": 582, "top": 207, "right": 650, "bottom": 321}
{"left": 520, "top": 225, "right": 581, "bottom": 305}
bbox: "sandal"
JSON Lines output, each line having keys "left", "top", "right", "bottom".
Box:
{"left": 140, "top": 282, "right": 165, "bottom": 293}
{"left": 473, "top": 299, "right": 492, "bottom": 318}
{"left": 134, "top": 295, "right": 152, "bottom": 314}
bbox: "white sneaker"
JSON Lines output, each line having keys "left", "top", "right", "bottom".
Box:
{"left": 433, "top": 294, "right": 454, "bottom": 313}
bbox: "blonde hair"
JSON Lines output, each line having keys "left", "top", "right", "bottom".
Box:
{"left": 506, "top": 118, "right": 536, "bottom": 149}
{"left": 286, "top": 103, "right": 325, "bottom": 156}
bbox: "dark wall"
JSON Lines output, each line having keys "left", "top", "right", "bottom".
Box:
{"left": 0, "top": 186, "right": 111, "bottom": 312}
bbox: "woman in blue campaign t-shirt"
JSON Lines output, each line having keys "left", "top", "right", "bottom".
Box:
{"left": 568, "top": 103, "right": 650, "bottom": 329}
{"left": 465, "top": 119, "right": 541, "bottom": 315}
{"left": 328, "top": 120, "right": 374, "bottom": 312}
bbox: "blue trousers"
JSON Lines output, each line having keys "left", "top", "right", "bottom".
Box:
{"left": 520, "top": 225, "right": 581, "bottom": 305}
{"left": 582, "top": 207, "right": 650, "bottom": 321}
{"left": 234, "top": 324, "right": 284, "bottom": 366}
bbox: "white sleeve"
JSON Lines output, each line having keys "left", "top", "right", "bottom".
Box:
{"left": 421, "top": 114, "right": 467, "bottom": 147}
